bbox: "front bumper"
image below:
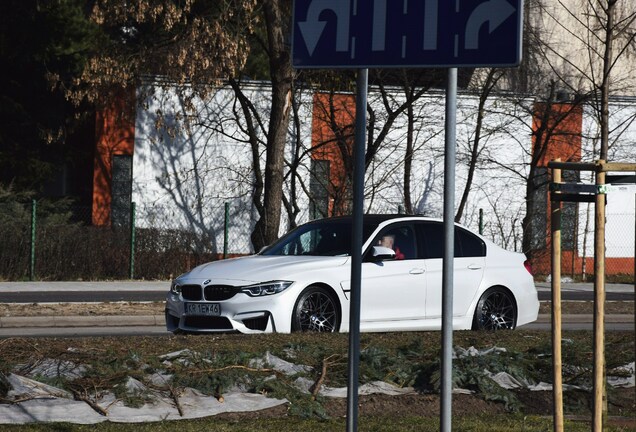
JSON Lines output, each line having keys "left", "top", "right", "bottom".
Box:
{"left": 165, "top": 289, "right": 295, "bottom": 334}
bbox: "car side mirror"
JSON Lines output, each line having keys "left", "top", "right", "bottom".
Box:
{"left": 370, "top": 245, "right": 396, "bottom": 261}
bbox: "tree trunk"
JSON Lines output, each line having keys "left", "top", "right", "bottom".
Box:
{"left": 404, "top": 101, "right": 414, "bottom": 214}
{"left": 599, "top": 0, "right": 616, "bottom": 161}
{"left": 250, "top": 0, "right": 293, "bottom": 251}
{"left": 522, "top": 85, "right": 552, "bottom": 259}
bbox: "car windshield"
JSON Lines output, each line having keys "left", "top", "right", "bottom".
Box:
{"left": 261, "top": 219, "right": 378, "bottom": 256}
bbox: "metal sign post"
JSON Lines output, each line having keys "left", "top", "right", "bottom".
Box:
{"left": 346, "top": 68, "right": 368, "bottom": 432}
{"left": 440, "top": 67, "right": 457, "bottom": 432}
{"left": 291, "top": 2, "right": 525, "bottom": 430}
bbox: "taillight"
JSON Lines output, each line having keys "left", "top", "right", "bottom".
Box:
{"left": 523, "top": 260, "right": 533, "bottom": 275}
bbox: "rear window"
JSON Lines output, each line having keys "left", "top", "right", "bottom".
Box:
{"left": 416, "top": 222, "right": 486, "bottom": 258}
{"left": 456, "top": 228, "right": 486, "bottom": 257}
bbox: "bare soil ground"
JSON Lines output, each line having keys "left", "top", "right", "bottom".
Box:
{"left": 213, "top": 390, "right": 636, "bottom": 429}
{"left": 0, "top": 300, "right": 633, "bottom": 317}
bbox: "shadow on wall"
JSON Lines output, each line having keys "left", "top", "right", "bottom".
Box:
{"left": 131, "top": 86, "right": 264, "bottom": 255}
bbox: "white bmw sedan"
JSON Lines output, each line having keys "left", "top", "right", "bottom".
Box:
{"left": 165, "top": 215, "right": 539, "bottom": 334}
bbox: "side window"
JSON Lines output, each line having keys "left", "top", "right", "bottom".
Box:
{"left": 371, "top": 224, "right": 417, "bottom": 260}
{"left": 416, "top": 222, "right": 444, "bottom": 259}
{"left": 416, "top": 222, "right": 486, "bottom": 258}
{"left": 456, "top": 227, "right": 486, "bottom": 257}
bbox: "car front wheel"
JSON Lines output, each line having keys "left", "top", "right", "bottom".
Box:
{"left": 292, "top": 286, "right": 340, "bottom": 332}
{"left": 472, "top": 287, "right": 517, "bottom": 330}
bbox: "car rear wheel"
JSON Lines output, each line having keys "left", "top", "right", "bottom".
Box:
{"left": 292, "top": 286, "right": 340, "bottom": 332}
{"left": 472, "top": 287, "right": 517, "bottom": 330}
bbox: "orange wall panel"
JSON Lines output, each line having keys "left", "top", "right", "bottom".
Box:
{"left": 532, "top": 249, "right": 634, "bottom": 277}
{"left": 92, "top": 94, "right": 135, "bottom": 226}
{"left": 533, "top": 102, "right": 583, "bottom": 167}
{"left": 310, "top": 92, "right": 356, "bottom": 216}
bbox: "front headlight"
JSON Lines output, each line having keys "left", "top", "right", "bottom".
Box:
{"left": 170, "top": 281, "right": 182, "bottom": 295}
{"left": 240, "top": 281, "right": 293, "bottom": 297}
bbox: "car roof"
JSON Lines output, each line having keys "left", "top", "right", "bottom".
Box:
{"left": 308, "top": 214, "right": 441, "bottom": 225}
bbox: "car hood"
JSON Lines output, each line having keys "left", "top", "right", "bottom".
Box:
{"left": 177, "top": 255, "right": 350, "bottom": 285}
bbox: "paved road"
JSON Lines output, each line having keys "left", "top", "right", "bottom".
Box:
{"left": 0, "top": 281, "right": 167, "bottom": 303}
{"left": 0, "top": 281, "right": 633, "bottom": 303}
{"left": 0, "top": 290, "right": 167, "bottom": 303}
{"left": 0, "top": 280, "right": 632, "bottom": 338}
{"left": 535, "top": 282, "right": 634, "bottom": 301}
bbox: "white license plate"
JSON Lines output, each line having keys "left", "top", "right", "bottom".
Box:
{"left": 185, "top": 303, "right": 221, "bottom": 316}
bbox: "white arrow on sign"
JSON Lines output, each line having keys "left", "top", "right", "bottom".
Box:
{"left": 298, "top": 0, "right": 351, "bottom": 56}
{"left": 373, "top": 0, "right": 439, "bottom": 52}
{"left": 464, "top": 0, "right": 515, "bottom": 50}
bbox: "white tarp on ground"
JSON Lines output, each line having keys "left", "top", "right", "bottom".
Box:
{"left": 0, "top": 388, "right": 288, "bottom": 424}
{"left": 1, "top": 349, "right": 633, "bottom": 424}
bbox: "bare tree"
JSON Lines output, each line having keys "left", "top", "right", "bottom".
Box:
{"left": 533, "top": 0, "right": 636, "bottom": 158}
{"left": 70, "top": 0, "right": 299, "bottom": 252}
{"left": 250, "top": 0, "right": 294, "bottom": 251}
{"left": 474, "top": 0, "right": 636, "bottom": 260}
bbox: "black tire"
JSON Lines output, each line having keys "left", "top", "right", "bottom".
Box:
{"left": 291, "top": 286, "right": 340, "bottom": 332}
{"left": 472, "top": 287, "right": 517, "bottom": 330}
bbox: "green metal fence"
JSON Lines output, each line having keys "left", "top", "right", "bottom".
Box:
{"left": 0, "top": 200, "right": 241, "bottom": 281}
{"left": 0, "top": 200, "right": 633, "bottom": 282}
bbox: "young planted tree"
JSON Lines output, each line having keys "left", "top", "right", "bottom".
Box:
{"left": 465, "top": 0, "right": 635, "bottom": 260}
{"left": 538, "top": 0, "right": 636, "bottom": 160}
{"left": 517, "top": 0, "right": 636, "bottom": 263}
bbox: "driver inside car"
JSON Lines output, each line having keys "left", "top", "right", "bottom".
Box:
{"left": 378, "top": 234, "right": 405, "bottom": 260}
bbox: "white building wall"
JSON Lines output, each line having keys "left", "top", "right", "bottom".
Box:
{"left": 538, "top": 0, "right": 636, "bottom": 97}
{"left": 577, "top": 100, "right": 636, "bottom": 259}
{"left": 132, "top": 82, "right": 635, "bottom": 257}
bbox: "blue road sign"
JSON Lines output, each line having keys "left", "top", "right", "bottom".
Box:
{"left": 292, "top": 0, "right": 523, "bottom": 68}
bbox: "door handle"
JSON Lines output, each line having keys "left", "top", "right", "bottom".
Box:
{"left": 409, "top": 268, "right": 425, "bottom": 274}
{"left": 468, "top": 264, "right": 482, "bottom": 270}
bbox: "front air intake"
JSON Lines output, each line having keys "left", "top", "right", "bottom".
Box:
{"left": 242, "top": 315, "right": 269, "bottom": 331}
{"left": 184, "top": 316, "right": 233, "bottom": 330}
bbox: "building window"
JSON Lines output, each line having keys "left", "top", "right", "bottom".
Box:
{"left": 111, "top": 154, "right": 132, "bottom": 228}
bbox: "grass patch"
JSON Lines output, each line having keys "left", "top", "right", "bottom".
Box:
{"left": 2, "top": 415, "right": 634, "bottom": 431}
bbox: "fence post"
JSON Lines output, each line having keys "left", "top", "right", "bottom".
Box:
{"left": 479, "top": 208, "right": 483, "bottom": 235}
{"left": 130, "top": 202, "right": 136, "bottom": 279}
{"left": 30, "top": 199, "right": 36, "bottom": 281}
{"left": 592, "top": 162, "right": 607, "bottom": 431}
{"left": 223, "top": 202, "right": 229, "bottom": 259}
{"left": 550, "top": 161, "right": 564, "bottom": 432}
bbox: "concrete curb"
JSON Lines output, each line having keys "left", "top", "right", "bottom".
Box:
{"left": 0, "top": 314, "right": 633, "bottom": 328}
{"left": 536, "top": 314, "right": 634, "bottom": 323}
